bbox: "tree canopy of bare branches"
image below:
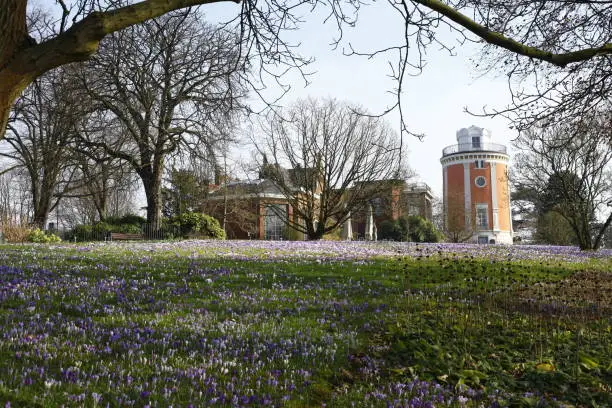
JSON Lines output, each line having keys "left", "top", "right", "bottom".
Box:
{"left": 459, "top": 0, "right": 612, "bottom": 130}
{"left": 1, "top": 0, "right": 611, "bottom": 140}
{"left": 67, "top": 144, "right": 138, "bottom": 222}
{"left": 1, "top": 69, "right": 81, "bottom": 228}
{"left": 255, "top": 97, "right": 405, "bottom": 240}
{"left": 512, "top": 115, "right": 612, "bottom": 250}
{"left": 73, "top": 10, "right": 246, "bottom": 228}
{"left": 441, "top": 189, "right": 476, "bottom": 243}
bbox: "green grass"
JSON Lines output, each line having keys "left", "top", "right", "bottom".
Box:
{"left": 0, "top": 242, "right": 609, "bottom": 407}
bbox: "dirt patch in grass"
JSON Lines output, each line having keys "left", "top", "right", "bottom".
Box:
{"left": 505, "top": 271, "right": 612, "bottom": 317}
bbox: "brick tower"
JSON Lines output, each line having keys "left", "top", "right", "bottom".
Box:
{"left": 441, "top": 126, "right": 513, "bottom": 244}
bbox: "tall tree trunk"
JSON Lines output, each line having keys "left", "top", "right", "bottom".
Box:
{"left": 94, "top": 191, "right": 108, "bottom": 222}
{"left": 574, "top": 222, "right": 593, "bottom": 250}
{"left": 32, "top": 197, "right": 51, "bottom": 230}
{"left": 94, "top": 176, "right": 109, "bottom": 222}
{"left": 0, "top": 0, "right": 28, "bottom": 133}
{"left": 31, "top": 212, "right": 48, "bottom": 230}
{"left": 139, "top": 167, "right": 164, "bottom": 232}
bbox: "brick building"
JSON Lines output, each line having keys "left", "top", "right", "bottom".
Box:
{"left": 440, "top": 126, "right": 513, "bottom": 244}
{"left": 204, "top": 173, "right": 434, "bottom": 241}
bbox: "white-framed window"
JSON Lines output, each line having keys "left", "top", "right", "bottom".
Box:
{"left": 474, "top": 160, "right": 486, "bottom": 169}
{"left": 264, "top": 204, "right": 287, "bottom": 240}
{"left": 472, "top": 137, "right": 481, "bottom": 148}
{"left": 372, "top": 197, "right": 383, "bottom": 216}
{"left": 474, "top": 176, "right": 487, "bottom": 188}
{"left": 476, "top": 204, "right": 488, "bottom": 229}
{"left": 408, "top": 204, "right": 420, "bottom": 216}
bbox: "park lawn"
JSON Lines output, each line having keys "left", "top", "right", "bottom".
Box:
{"left": 0, "top": 241, "right": 610, "bottom": 407}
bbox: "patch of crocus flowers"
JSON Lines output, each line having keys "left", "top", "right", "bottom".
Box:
{"left": 0, "top": 240, "right": 608, "bottom": 406}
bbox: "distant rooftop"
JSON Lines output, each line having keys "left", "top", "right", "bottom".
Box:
{"left": 405, "top": 182, "right": 432, "bottom": 194}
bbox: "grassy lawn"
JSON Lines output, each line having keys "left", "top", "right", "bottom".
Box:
{"left": 0, "top": 241, "right": 610, "bottom": 407}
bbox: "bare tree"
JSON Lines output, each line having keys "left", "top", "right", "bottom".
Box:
{"left": 0, "top": 167, "right": 32, "bottom": 225}
{"left": 0, "top": 69, "right": 81, "bottom": 228}
{"left": 1, "top": 1, "right": 611, "bottom": 141}
{"left": 72, "top": 10, "right": 246, "bottom": 229}
{"left": 0, "top": 0, "right": 237, "bottom": 138}
{"left": 201, "top": 155, "right": 261, "bottom": 238}
{"left": 452, "top": 1, "right": 612, "bottom": 130}
{"left": 66, "top": 143, "right": 139, "bottom": 222}
{"left": 200, "top": 180, "right": 260, "bottom": 238}
{"left": 513, "top": 115, "right": 612, "bottom": 250}
{"left": 255, "top": 98, "right": 405, "bottom": 240}
{"left": 0, "top": 167, "right": 20, "bottom": 225}
{"left": 441, "top": 190, "right": 476, "bottom": 243}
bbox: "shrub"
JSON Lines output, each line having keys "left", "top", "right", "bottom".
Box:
{"left": 379, "top": 220, "right": 406, "bottom": 241}
{"left": 173, "top": 212, "right": 225, "bottom": 239}
{"left": 68, "top": 224, "right": 92, "bottom": 241}
{"left": 27, "top": 228, "right": 61, "bottom": 243}
{"left": 406, "top": 215, "right": 442, "bottom": 243}
{"left": 92, "top": 222, "right": 112, "bottom": 234}
{"left": 378, "top": 216, "right": 442, "bottom": 243}
{"left": 118, "top": 214, "right": 147, "bottom": 226}
{"left": 67, "top": 221, "right": 143, "bottom": 241}
{"left": 68, "top": 224, "right": 111, "bottom": 241}
{"left": 535, "top": 211, "right": 577, "bottom": 246}
{"left": 2, "top": 224, "right": 31, "bottom": 243}
{"left": 118, "top": 223, "right": 142, "bottom": 233}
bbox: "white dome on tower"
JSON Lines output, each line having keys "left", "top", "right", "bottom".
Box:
{"left": 455, "top": 126, "right": 492, "bottom": 151}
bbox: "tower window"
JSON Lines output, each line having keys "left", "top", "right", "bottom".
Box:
{"left": 474, "top": 176, "right": 487, "bottom": 187}
{"left": 476, "top": 205, "right": 488, "bottom": 229}
{"left": 474, "top": 160, "right": 486, "bottom": 169}
{"left": 472, "top": 137, "right": 481, "bottom": 148}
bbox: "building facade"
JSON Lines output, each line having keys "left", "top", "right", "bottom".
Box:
{"left": 351, "top": 181, "right": 434, "bottom": 239}
{"left": 202, "top": 179, "right": 302, "bottom": 240}
{"left": 441, "top": 126, "right": 513, "bottom": 244}
{"left": 204, "top": 174, "right": 434, "bottom": 241}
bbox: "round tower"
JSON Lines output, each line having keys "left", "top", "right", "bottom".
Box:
{"left": 440, "top": 126, "right": 513, "bottom": 244}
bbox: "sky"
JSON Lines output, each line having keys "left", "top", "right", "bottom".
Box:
{"left": 202, "top": 2, "right": 519, "bottom": 198}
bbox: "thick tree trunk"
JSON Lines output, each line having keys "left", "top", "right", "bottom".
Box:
{"left": 32, "top": 197, "right": 51, "bottom": 230}
{"left": 307, "top": 232, "right": 324, "bottom": 240}
{"left": 139, "top": 167, "right": 164, "bottom": 232}
{"left": 94, "top": 192, "right": 108, "bottom": 222}
{"left": 0, "top": 1, "right": 28, "bottom": 61}
{"left": 561, "top": 210, "right": 592, "bottom": 250}
{"left": 305, "top": 220, "right": 325, "bottom": 240}
{"left": 31, "top": 212, "right": 48, "bottom": 230}
{"left": 29, "top": 178, "right": 44, "bottom": 229}
{"left": 574, "top": 223, "right": 594, "bottom": 251}
{"left": 0, "top": 0, "right": 28, "bottom": 136}
{"left": 93, "top": 177, "right": 109, "bottom": 222}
